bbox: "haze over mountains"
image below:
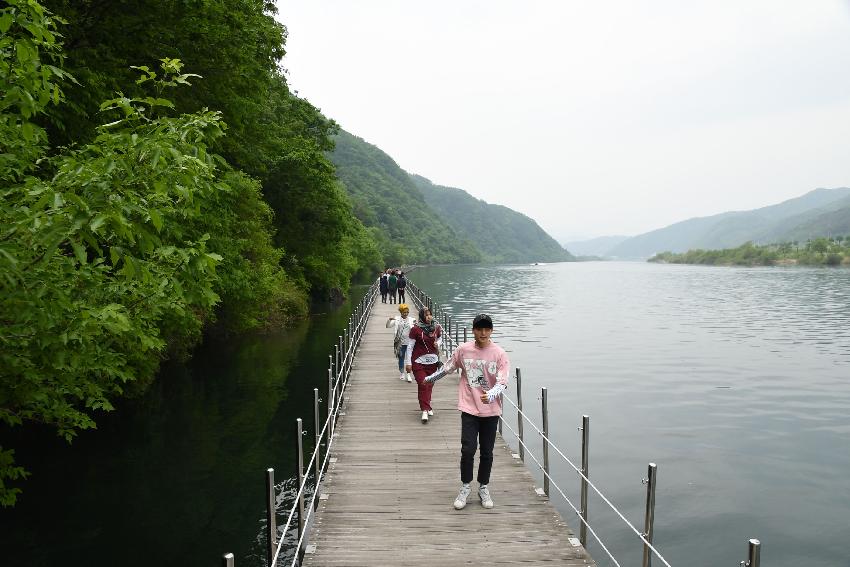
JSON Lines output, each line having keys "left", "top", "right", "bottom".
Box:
{"left": 568, "top": 188, "right": 850, "bottom": 259}
{"left": 329, "top": 131, "right": 574, "bottom": 265}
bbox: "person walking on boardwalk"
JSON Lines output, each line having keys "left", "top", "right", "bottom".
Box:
{"left": 388, "top": 270, "right": 398, "bottom": 304}
{"left": 424, "top": 313, "right": 509, "bottom": 510}
{"left": 386, "top": 303, "right": 415, "bottom": 382}
{"left": 379, "top": 270, "right": 389, "bottom": 303}
{"left": 405, "top": 307, "right": 443, "bottom": 423}
{"left": 397, "top": 271, "right": 407, "bottom": 304}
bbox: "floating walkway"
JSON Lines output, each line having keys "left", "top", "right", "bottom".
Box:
{"left": 301, "top": 298, "right": 596, "bottom": 567}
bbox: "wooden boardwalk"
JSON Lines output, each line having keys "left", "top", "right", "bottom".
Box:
{"left": 303, "top": 298, "right": 596, "bottom": 567}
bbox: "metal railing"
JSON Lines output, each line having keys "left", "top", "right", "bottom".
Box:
{"left": 219, "top": 280, "right": 378, "bottom": 567}
{"left": 404, "top": 279, "right": 762, "bottom": 567}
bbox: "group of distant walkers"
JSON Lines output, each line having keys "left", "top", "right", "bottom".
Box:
{"left": 379, "top": 269, "right": 406, "bottom": 304}
{"left": 384, "top": 276, "right": 511, "bottom": 511}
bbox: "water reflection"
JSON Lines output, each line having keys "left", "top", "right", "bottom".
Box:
{"left": 0, "top": 287, "right": 367, "bottom": 567}
{"left": 411, "top": 262, "right": 850, "bottom": 567}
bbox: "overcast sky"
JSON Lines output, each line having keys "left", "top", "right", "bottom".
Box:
{"left": 275, "top": 1, "right": 850, "bottom": 242}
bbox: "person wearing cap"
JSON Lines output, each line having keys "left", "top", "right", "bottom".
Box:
{"left": 404, "top": 307, "right": 443, "bottom": 423}
{"left": 386, "top": 303, "right": 415, "bottom": 382}
{"left": 424, "top": 313, "right": 510, "bottom": 510}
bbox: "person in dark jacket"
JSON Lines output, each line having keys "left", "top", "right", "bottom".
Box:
{"left": 379, "top": 270, "right": 389, "bottom": 303}
{"left": 397, "top": 272, "right": 407, "bottom": 303}
{"left": 388, "top": 271, "right": 398, "bottom": 304}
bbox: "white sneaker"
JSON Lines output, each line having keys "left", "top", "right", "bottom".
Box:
{"left": 406, "top": 373, "right": 413, "bottom": 382}
{"left": 399, "top": 372, "right": 406, "bottom": 381}
{"left": 421, "top": 411, "right": 428, "bottom": 423}
{"left": 427, "top": 410, "right": 434, "bottom": 416}
{"left": 478, "top": 485, "right": 494, "bottom": 509}
{"left": 454, "top": 484, "right": 471, "bottom": 509}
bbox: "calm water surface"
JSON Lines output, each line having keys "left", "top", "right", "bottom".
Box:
{"left": 411, "top": 262, "right": 850, "bottom": 567}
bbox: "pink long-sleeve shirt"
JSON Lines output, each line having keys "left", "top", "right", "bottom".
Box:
{"left": 444, "top": 341, "right": 510, "bottom": 417}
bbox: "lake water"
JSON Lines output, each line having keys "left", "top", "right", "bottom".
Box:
{"left": 3, "top": 263, "right": 849, "bottom": 567}
{"left": 410, "top": 262, "right": 850, "bottom": 567}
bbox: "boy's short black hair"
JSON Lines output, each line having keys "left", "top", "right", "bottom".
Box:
{"left": 472, "top": 313, "right": 493, "bottom": 329}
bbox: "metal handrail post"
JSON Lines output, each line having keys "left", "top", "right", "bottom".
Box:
{"left": 296, "top": 419, "right": 305, "bottom": 541}
{"left": 222, "top": 552, "right": 235, "bottom": 567}
{"left": 335, "top": 340, "right": 341, "bottom": 382}
{"left": 516, "top": 368, "right": 524, "bottom": 461}
{"left": 541, "top": 387, "right": 550, "bottom": 496}
{"left": 580, "top": 414, "right": 590, "bottom": 546}
{"left": 463, "top": 326, "right": 467, "bottom": 344}
{"left": 313, "top": 388, "right": 321, "bottom": 510}
{"left": 265, "top": 468, "right": 276, "bottom": 567}
{"left": 328, "top": 368, "right": 334, "bottom": 440}
{"left": 745, "top": 539, "right": 761, "bottom": 567}
{"left": 641, "top": 463, "right": 658, "bottom": 567}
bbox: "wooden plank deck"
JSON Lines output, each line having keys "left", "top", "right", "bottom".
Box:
{"left": 302, "top": 298, "right": 596, "bottom": 567}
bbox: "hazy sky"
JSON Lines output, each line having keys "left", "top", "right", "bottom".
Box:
{"left": 275, "top": 1, "right": 850, "bottom": 241}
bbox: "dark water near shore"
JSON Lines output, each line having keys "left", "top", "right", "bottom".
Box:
{"left": 0, "top": 286, "right": 368, "bottom": 567}
{"left": 411, "top": 262, "right": 850, "bottom": 567}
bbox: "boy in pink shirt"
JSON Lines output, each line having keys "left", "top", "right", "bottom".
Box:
{"left": 425, "top": 313, "right": 510, "bottom": 509}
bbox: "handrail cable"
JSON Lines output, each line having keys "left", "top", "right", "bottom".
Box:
{"left": 500, "top": 395, "right": 672, "bottom": 567}
{"left": 270, "top": 286, "right": 377, "bottom": 566}
{"left": 407, "top": 280, "right": 672, "bottom": 567}
{"left": 498, "top": 416, "right": 621, "bottom": 567}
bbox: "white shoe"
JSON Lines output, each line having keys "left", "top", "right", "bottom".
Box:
{"left": 421, "top": 411, "right": 428, "bottom": 423}
{"left": 406, "top": 373, "right": 413, "bottom": 382}
{"left": 399, "top": 372, "right": 406, "bottom": 380}
{"left": 427, "top": 410, "right": 434, "bottom": 416}
{"left": 454, "top": 484, "right": 472, "bottom": 509}
{"left": 478, "top": 485, "right": 494, "bottom": 509}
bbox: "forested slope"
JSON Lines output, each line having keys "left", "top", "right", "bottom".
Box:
{"left": 0, "top": 0, "right": 382, "bottom": 504}
{"left": 411, "top": 175, "right": 575, "bottom": 263}
{"left": 329, "top": 131, "right": 482, "bottom": 266}
{"left": 607, "top": 188, "right": 850, "bottom": 258}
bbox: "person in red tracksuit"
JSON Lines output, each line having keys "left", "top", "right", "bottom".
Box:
{"left": 404, "top": 307, "right": 442, "bottom": 423}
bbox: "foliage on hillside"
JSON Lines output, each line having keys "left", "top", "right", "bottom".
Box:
{"left": 0, "top": 0, "right": 380, "bottom": 504}
{"left": 649, "top": 238, "right": 850, "bottom": 267}
{"left": 36, "top": 0, "right": 381, "bottom": 295}
{"left": 411, "top": 175, "right": 574, "bottom": 263}
{"left": 329, "top": 131, "right": 482, "bottom": 266}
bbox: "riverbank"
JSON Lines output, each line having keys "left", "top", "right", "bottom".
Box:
{"left": 649, "top": 238, "right": 850, "bottom": 267}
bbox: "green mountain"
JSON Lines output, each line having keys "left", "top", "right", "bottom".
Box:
{"left": 329, "top": 130, "right": 572, "bottom": 265}
{"left": 606, "top": 188, "right": 850, "bottom": 258}
{"left": 411, "top": 175, "right": 575, "bottom": 263}
{"left": 757, "top": 196, "right": 850, "bottom": 243}
{"left": 328, "top": 131, "right": 481, "bottom": 266}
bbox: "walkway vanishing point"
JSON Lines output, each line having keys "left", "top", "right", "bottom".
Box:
{"left": 301, "top": 297, "right": 596, "bottom": 567}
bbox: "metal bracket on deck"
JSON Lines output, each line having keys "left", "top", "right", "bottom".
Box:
{"left": 511, "top": 453, "right": 521, "bottom": 459}
{"left": 319, "top": 493, "right": 329, "bottom": 500}
{"left": 329, "top": 457, "right": 338, "bottom": 463}
{"left": 534, "top": 487, "right": 546, "bottom": 496}
{"left": 305, "top": 545, "right": 317, "bottom": 554}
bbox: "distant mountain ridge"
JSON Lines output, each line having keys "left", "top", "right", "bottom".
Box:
{"left": 411, "top": 175, "right": 574, "bottom": 263}
{"left": 563, "top": 235, "right": 629, "bottom": 257}
{"left": 605, "top": 188, "right": 850, "bottom": 258}
{"left": 329, "top": 130, "right": 573, "bottom": 265}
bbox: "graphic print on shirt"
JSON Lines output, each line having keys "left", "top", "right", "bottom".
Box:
{"left": 463, "top": 358, "right": 495, "bottom": 389}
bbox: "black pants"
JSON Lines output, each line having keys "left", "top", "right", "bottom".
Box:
{"left": 398, "top": 288, "right": 406, "bottom": 303}
{"left": 460, "top": 411, "right": 499, "bottom": 485}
